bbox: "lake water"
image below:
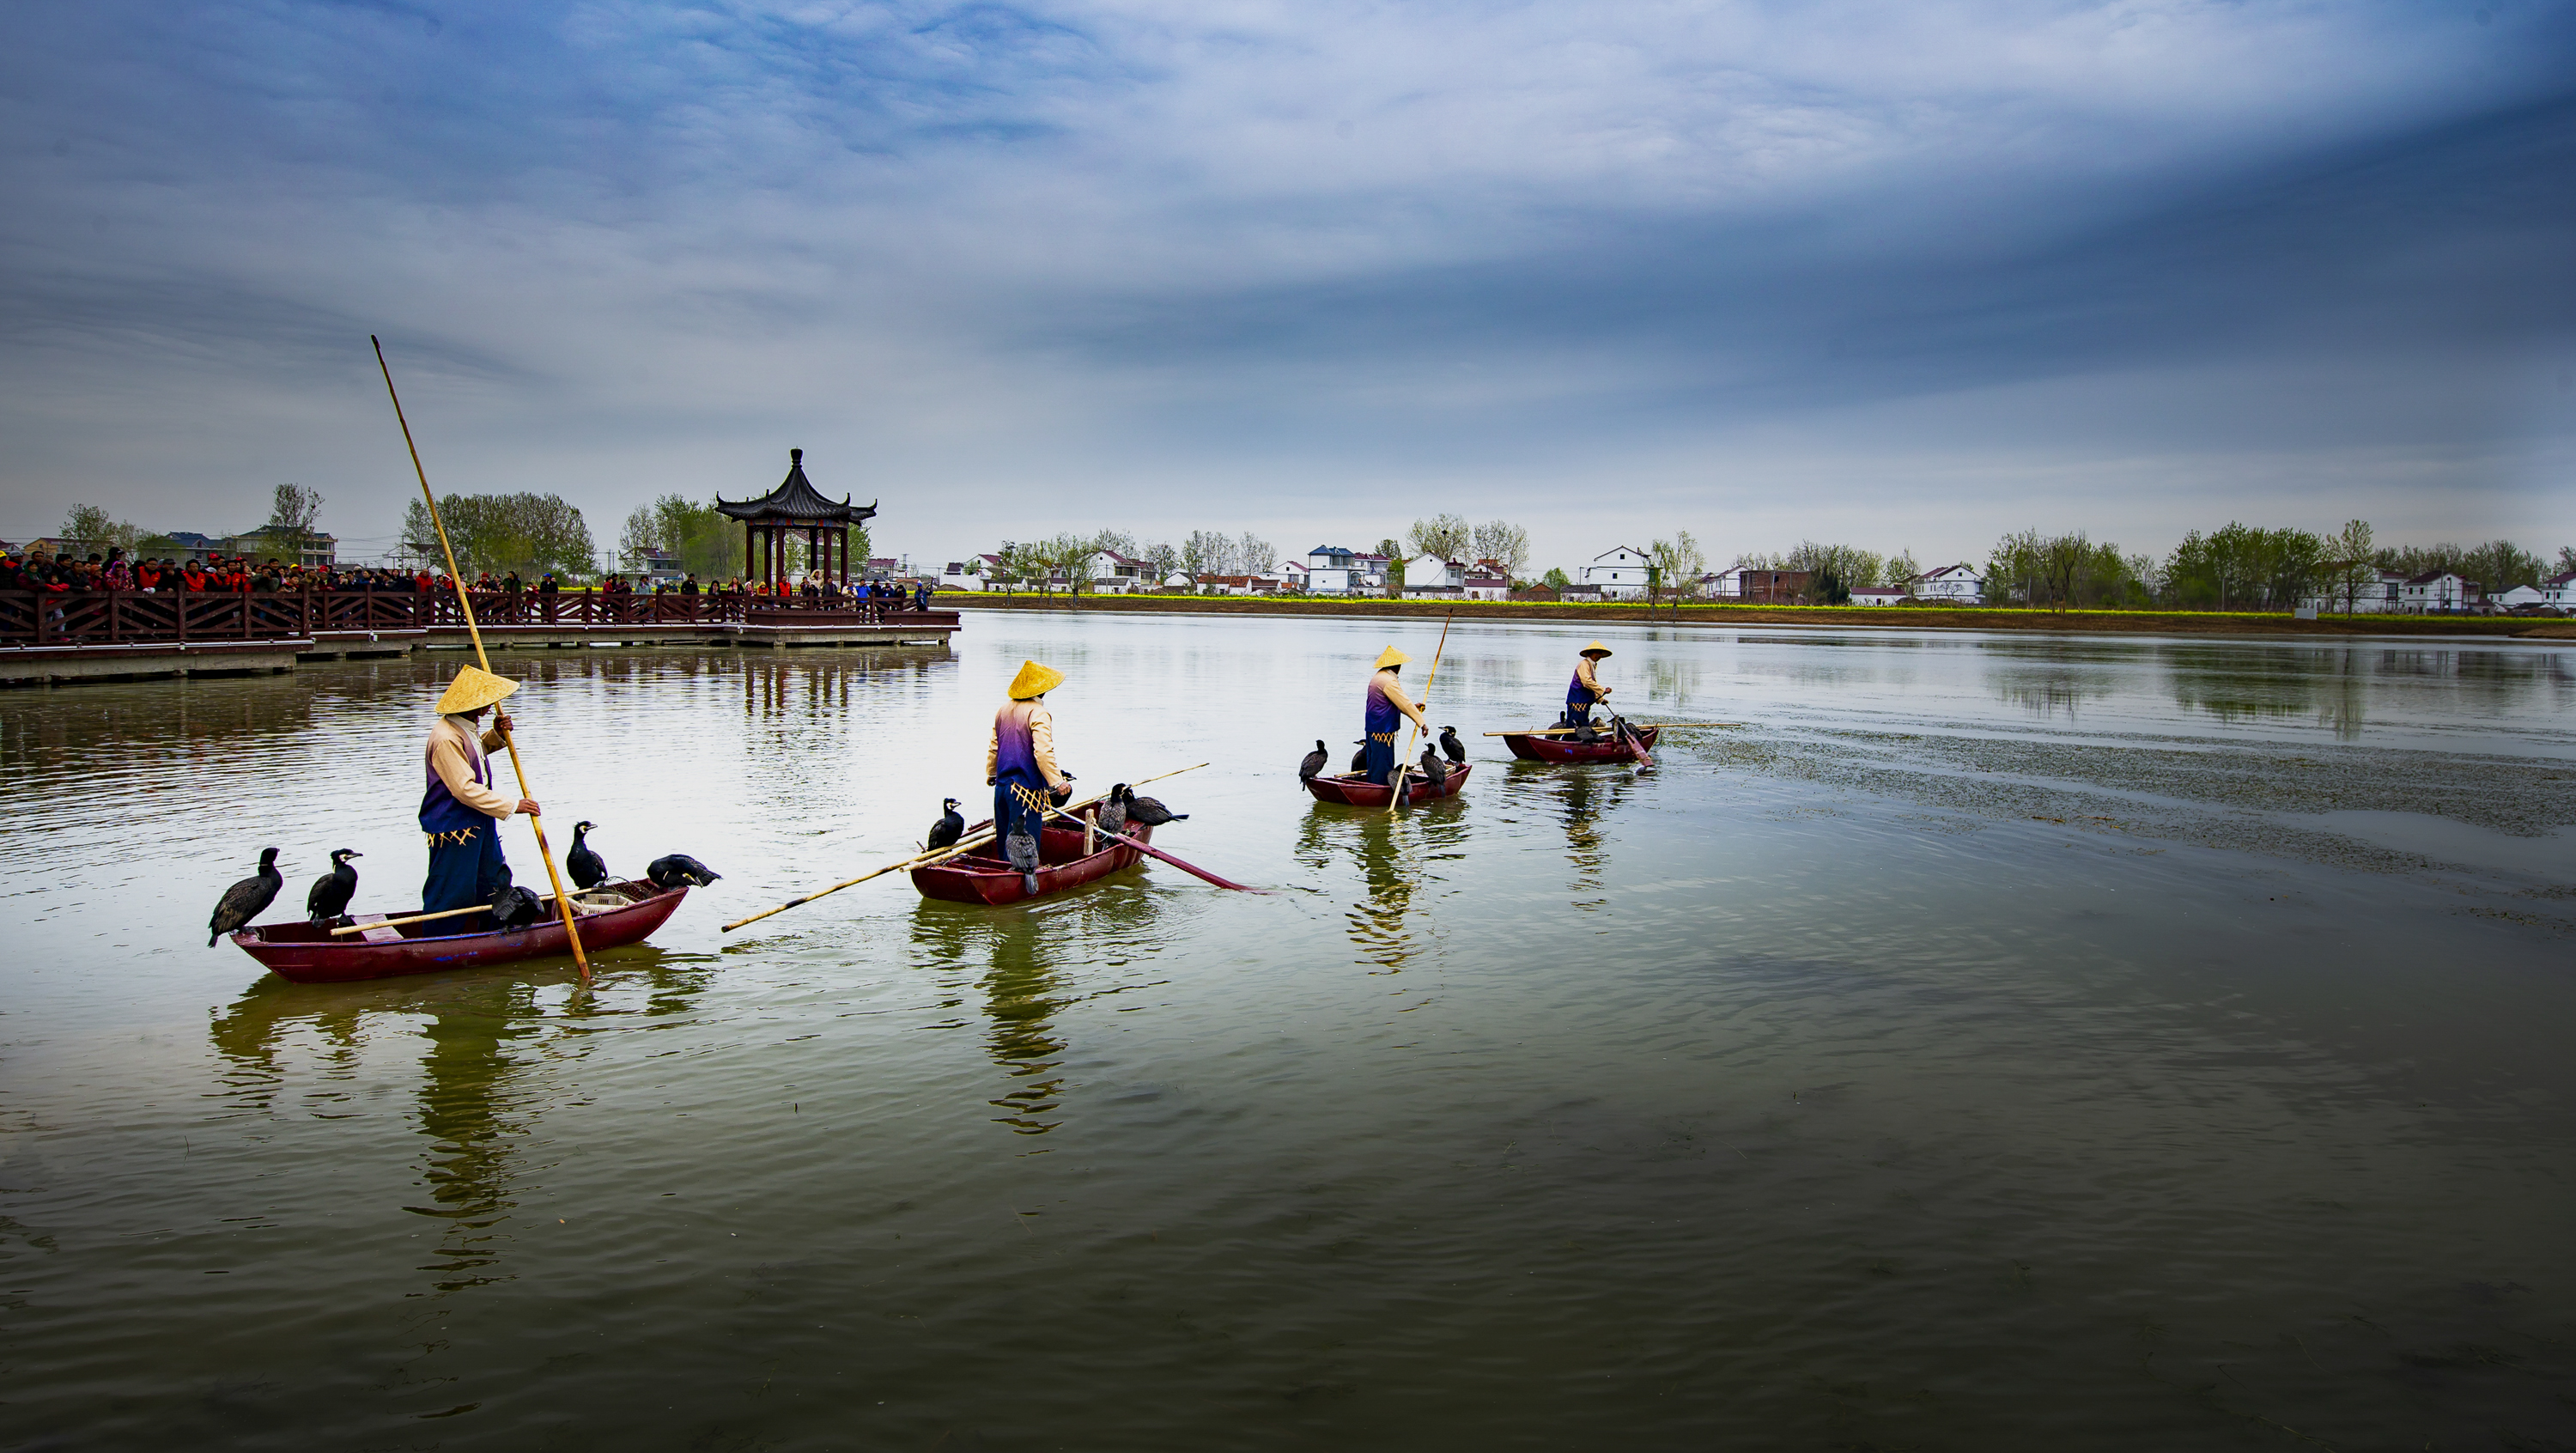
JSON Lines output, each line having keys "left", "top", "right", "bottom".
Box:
{"left": 4, "top": 613, "right": 2574, "bottom": 1450}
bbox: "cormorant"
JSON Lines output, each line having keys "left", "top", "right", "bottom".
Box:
{"left": 1348, "top": 739, "right": 1369, "bottom": 774}
{"left": 209, "top": 848, "right": 283, "bottom": 945}
{"left": 1418, "top": 745, "right": 1448, "bottom": 791}
{"left": 1120, "top": 786, "right": 1188, "bottom": 826}
{"left": 1298, "top": 739, "right": 1328, "bottom": 784}
{"left": 306, "top": 848, "right": 362, "bottom": 925}
{"left": 647, "top": 854, "right": 723, "bottom": 889}
{"left": 1097, "top": 787, "right": 1128, "bottom": 837}
{"left": 927, "top": 799, "right": 965, "bottom": 852}
{"left": 566, "top": 821, "right": 608, "bottom": 890}
{"left": 1439, "top": 726, "right": 1465, "bottom": 763}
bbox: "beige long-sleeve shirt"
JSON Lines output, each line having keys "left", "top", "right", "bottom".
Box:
{"left": 985, "top": 702, "right": 1068, "bottom": 791}
{"left": 1374, "top": 668, "right": 1431, "bottom": 730}
{"left": 427, "top": 715, "right": 517, "bottom": 819}
{"left": 1575, "top": 656, "right": 1609, "bottom": 696}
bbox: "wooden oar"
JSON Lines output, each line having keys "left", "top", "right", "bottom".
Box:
{"left": 374, "top": 336, "right": 590, "bottom": 980}
{"left": 721, "top": 763, "right": 1207, "bottom": 932}
{"left": 1033, "top": 799, "right": 1267, "bottom": 894}
{"left": 1483, "top": 722, "right": 1735, "bottom": 736}
{"left": 1385, "top": 610, "right": 1455, "bottom": 813}
{"left": 1611, "top": 713, "right": 1654, "bottom": 769}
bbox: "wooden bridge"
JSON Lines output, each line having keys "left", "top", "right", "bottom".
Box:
{"left": 0, "top": 589, "right": 959, "bottom": 684}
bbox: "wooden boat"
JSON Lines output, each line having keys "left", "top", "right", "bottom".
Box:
{"left": 1303, "top": 762, "right": 1473, "bottom": 806}
{"left": 1501, "top": 725, "right": 1659, "bottom": 763}
{"left": 912, "top": 802, "right": 1157, "bottom": 905}
{"left": 228, "top": 878, "right": 689, "bottom": 984}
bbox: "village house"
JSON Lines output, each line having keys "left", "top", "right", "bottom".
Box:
{"left": 1582, "top": 546, "right": 1649, "bottom": 600}
{"left": 1707, "top": 566, "right": 1812, "bottom": 603}
{"left": 1849, "top": 585, "right": 1909, "bottom": 605}
{"left": 2300, "top": 564, "right": 2408, "bottom": 614}
{"left": 2491, "top": 583, "right": 2548, "bottom": 611}
{"left": 2400, "top": 571, "right": 2482, "bottom": 613}
{"left": 2541, "top": 570, "right": 2576, "bottom": 610}
{"left": 1401, "top": 554, "right": 1466, "bottom": 599}
{"left": 1303, "top": 545, "right": 1388, "bottom": 596}
{"left": 1462, "top": 560, "right": 1510, "bottom": 601}
{"left": 1906, "top": 563, "right": 1985, "bottom": 604}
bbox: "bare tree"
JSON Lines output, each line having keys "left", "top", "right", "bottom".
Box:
{"left": 2327, "top": 519, "right": 2375, "bottom": 614}
{"left": 1181, "top": 530, "right": 1229, "bottom": 579}
{"left": 1647, "top": 532, "right": 1705, "bottom": 616}
{"left": 1471, "top": 520, "right": 1531, "bottom": 580}
{"left": 1406, "top": 514, "right": 1470, "bottom": 562}
{"left": 1886, "top": 550, "right": 1921, "bottom": 588}
{"left": 267, "top": 483, "right": 325, "bottom": 565}
{"left": 59, "top": 503, "right": 131, "bottom": 553}
{"left": 1236, "top": 532, "right": 1277, "bottom": 580}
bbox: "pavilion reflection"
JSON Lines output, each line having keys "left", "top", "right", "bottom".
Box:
{"left": 208, "top": 950, "right": 713, "bottom": 1292}
{"left": 910, "top": 888, "right": 1165, "bottom": 1135}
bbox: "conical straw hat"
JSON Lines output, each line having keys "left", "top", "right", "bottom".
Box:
{"left": 1579, "top": 641, "right": 1613, "bottom": 657}
{"left": 1008, "top": 660, "right": 1066, "bottom": 700}
{"left": 434, "top": 665, "right": 519, "bottom": 715}
{"left": 1373, "top": 646, "right": 1411, "bottom": 669}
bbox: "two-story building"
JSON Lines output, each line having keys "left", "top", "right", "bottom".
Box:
{"left": 1304, "top": 545, "right": 1391, "bottom": 596}
{"left": 1707, "top": 567, "right": 1811, "bottom": 603}
{"left": 2401, "top": 571, "right": 2482, "bottom": 613}
{"left": 2541, "top": 570, "right": 2576, "bottom": 610}
{"left": 1906, "top": 563, "right": 1984, "bottom": 604}
{"left": 2302, "top": 565, "right": 2409, "bottom": 614}
{"left": 1582, "top": 546, "right": 1650, "bottom": 600}
{"left": 1463, "top": 559, "right": 1510, "bottom": 601}
{"left": 1402, "top": 555, "right": 1466, "bottom": 598}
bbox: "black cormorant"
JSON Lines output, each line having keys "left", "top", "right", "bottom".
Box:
{"left": 1418, "top": 745, "right": 1448, "bottom": 791}
{"left": 306, "top": 848, "right": 362, "bottom": 924}
{"left": 647, "top": 854, "right": 723, "bottom": 888}
{"left": 1439, "top": 726, "right": 1465, "bottom": 763}
{"left": 566, "top": 821, "right": 608, "bottom": 890}
{"left": 1120, "top": 786, "right": 1188, "bottom": 826}
{"left": 927, "top": 799, "right": 965, "bottom": 851}
{"left": 1348, "top": 739, "right": 1368, "bottom": 774}
{"left": 209, "top": 848, "right": 283, "bottom": 945}
{"left": 1298, "top": 739, "right": 1328, "bottom": 783}
{"left": 1097, "top": 787, "right": 1128, "bottom": 837}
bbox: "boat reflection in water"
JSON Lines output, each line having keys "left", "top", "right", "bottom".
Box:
{"left": 207, "top": 951, "right": 715, "bottom": 1292}
{"left": 911, "top": 885, "right": 1167, "bottom": 1136}
{"left": 1297, "top": 793, "right": 1464, "bottom": 974}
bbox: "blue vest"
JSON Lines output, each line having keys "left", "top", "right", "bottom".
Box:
{"left": 421, "top": 721, "right": 495, "bottom": 833}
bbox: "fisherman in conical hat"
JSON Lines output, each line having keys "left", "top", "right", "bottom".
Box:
{"left": 986, "top": 660, "right": 1076, "bottom": 896}
{"left": 1562, "top": 640, "right": 1614, "bottom": 730}
{"left": 1363, "top": 645, "right": 1433, "bottom": 784}
{"left": 422, "top": 665, "right": 541, "bottom": 915}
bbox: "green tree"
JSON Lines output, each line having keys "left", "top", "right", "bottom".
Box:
{"left": 1886, "top": 550, "right": 1920, "bottom": 589}
{"left": 1542, "top": 567, "right": 1572, "bottom": 591}
{"left": 1787, "top": 541, "right": 1881, "bottom": 593}
{"left": 59, "top": 503, "right": 144, "bottom": 554}
{"left": 1406, "top": 514, "right": 1470, "bottom": 562}
{"left": 265, "top": 483, "right": 325, "bottom": 566}
{"left": 402, "top": 492, "right": 595, "bottom": 580}
{"left": 1470, "top": 520, "right": 1531, "bottom": 581}
{"left": 1647, "top": 532, "right": 1705, "bottom": 616}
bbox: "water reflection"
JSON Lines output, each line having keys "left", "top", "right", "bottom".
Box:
{"left": 1546, "top": 767, "right": 1636, "bottom": 904}
{"left": 209, "top": 952, "right": 715, "bottom": 1292}
{"left": 1296, "top": 802, "right": 1462, "bottom": 973}
{"left": 910, "top": 887, "right": 1165, "bottom": 1135}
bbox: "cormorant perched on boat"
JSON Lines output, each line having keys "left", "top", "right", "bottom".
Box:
{"left": 306, "top": 848, "right": 362, "bottom": 925}
{"left": 1097, "top": 787, "right": 1128, "bottom": 837}
{"left": 1298, "top": 739, "right": 1328, "bottom": 785}
{"left": 927, "top": 799, "right": 965, "bottom": 852}
{"left": 209, "top": 848, "right": 283, "bottom": 945}
{"left": 566, "top": 821, "right": 608, "bottom": 891}
{"left": 1348, "top": 739, "right": 1369, "bottom": 774}
{"left": 1418, "top": 745, "right": 1449, "bottom": 792}
{"left": 1117, "top": 784, "right": 1188, "bottom": 826}
{"left": 1439, "top": 726, "right": 1466, "bottom": 763}
{"left": 647, "top": 854, "right": 722, "bottom": 889}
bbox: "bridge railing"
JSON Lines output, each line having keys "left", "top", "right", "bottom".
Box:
{"left": 0, "top": 589, "right": 929, "bottom": 648}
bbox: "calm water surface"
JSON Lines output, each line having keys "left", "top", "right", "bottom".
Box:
{"left": 4, "top": 614, "right": 2574, "bottom": 1450}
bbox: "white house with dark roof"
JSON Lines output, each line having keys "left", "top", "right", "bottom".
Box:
{"left": 2401, "top": 571, "right": 2481, "bottom": 612}
{"left": 1906, "top": 563, "right": 1984, "bottom": 603}
{"left": 1849, "top": 585, "right": 1909, "bottom": 605}
{"left": 2541, "top": 570, "right": 2576, "bottom": 610}
{"left": 1583, "top": 546, "right": 1649, "bottom": 599}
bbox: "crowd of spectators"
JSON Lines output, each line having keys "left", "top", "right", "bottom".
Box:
{"left": 0, "top": 546, "right": 939, "bottom": 611}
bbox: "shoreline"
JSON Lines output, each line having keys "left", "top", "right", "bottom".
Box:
{"left": 945, "top": 592, "right": 2573, "bottom": 641}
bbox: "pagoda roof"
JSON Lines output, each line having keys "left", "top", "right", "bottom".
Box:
{"left": 715, "top": 449, "right": 877, "bottom": 525}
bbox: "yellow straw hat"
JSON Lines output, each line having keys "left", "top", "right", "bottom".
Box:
{"left": 1373, "top": 646, "right": 1411, "bottom": 669}
{"left": 434, "top": 664, "right": 519, "bottom": 715}
{"left": 1007, "top": 660, "right": 1066, "bottom": 700}
{"left": 1579, "top": 641, "right": 1613, "bottom": 658}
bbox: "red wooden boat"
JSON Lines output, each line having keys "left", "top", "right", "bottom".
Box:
{"left": 1303, "top": 762, "right": 1473, "bottom": 806}
{"left": 1500, "top": 725, "right": 1659, "bottom": 763}
{"left": 228, "top": 878, "right": 689, "bottom": 984}
{"left": 912, "top": 803, "right": 1157, "bottom": 905}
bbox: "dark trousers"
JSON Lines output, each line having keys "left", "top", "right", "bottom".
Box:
{"left": 422, "top": 820, "right": 508, "bottom": 914}
{"left": 1364, "top": 732, "right": 1398, "bottom": 784}
{"left": 1563, "top": 697, "right": 1595, "bottom": 726}
{"left": 994, "top": 775, "right": 1053, "bottom": 854}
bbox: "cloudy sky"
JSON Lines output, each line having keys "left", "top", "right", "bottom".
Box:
{"left": 3, "top": 0, "right": 2573, "bottom": 573}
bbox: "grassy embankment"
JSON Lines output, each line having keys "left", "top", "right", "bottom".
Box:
{"left": 946, "top": 592, "right": 2573, "bottom": 640}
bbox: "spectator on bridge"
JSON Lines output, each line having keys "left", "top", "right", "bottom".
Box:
{"left": 538, "top": 572, "right": 560, "bottom": 596}
{"left": 680, "top": 575, "right": 699, "bottom": 595}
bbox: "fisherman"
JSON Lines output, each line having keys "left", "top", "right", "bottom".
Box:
{"left": 987, "top": 660, "right": 1076, "bottom": 894}
{"left": 1562, "top": 641, "right": 1614, "bottom": 729}
{"left": 1364, "top": 646, "right": 1433, "bottom": 784}
{"left": 421, "top": 665, "right": 542, "bottom": 914}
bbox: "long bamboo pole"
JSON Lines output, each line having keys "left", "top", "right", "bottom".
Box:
{"left": 1385, "top": 610, "right": 1455, "bottom": 813}
{"left": 373, "top": 336, "right": 591, "bottom": 978}
{"left": 1481, "top": 721, "right": 1735, "bottom": 736}
{"left": 721, "top": 763, "right": 1207, "bottom": 932}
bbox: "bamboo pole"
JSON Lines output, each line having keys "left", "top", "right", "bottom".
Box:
{"left": 721, "top": 763, "right": 1207, "bottom": 932}
{"left": 373, "top": 336, "right": 591, "bottom": 978}
{"left": 1385, "top": 610, "right": 1455, "bottom": 813}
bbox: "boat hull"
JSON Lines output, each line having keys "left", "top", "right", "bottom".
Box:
{"left": 229, "top": 878, "right": 687, "bottom": 983}
{"left": 912, "top": 807, "right": 1156, "bottom": 905}
{"left": 1502, "top": 726, "right": 1659, "bottom": 763}
{"left": 1303, "top": 762, "right": 1473, "bottom": 806}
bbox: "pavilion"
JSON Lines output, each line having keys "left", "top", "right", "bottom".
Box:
{"left": 715, "top": 449, "right": 876, "bottom": 590}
